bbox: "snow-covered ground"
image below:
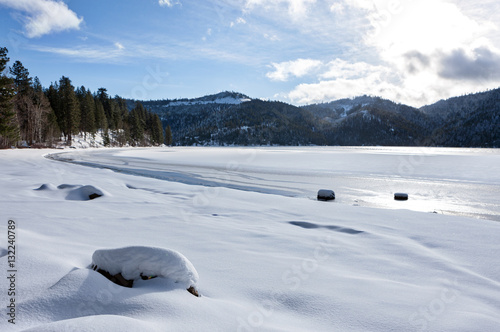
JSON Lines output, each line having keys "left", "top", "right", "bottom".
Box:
{"left": 1, "top": 147, "right": 499, "bottom": 331}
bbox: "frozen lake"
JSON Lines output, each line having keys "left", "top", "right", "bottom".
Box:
{"left": 50, "top": 146, "right": 500, "bottom": 222}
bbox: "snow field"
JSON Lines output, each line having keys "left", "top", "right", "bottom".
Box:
{"left": 0, "top": 147, "right": 499, "bottom": 331}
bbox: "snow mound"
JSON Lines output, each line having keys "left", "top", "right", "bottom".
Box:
{"left": 66, "top": 185, "right": 104, "bottom": 201}
{"left": 91, "top": 246, "right": 199, "bottom": 290}
{"left": 35, "top": 183, "right": 58, "bottom": 191}
{"left": 34, "top": 183, "right": 105, "bottom": 200}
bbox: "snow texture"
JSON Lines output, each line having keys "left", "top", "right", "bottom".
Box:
{"left": 92, "top": 246, "right": 199, "bottom": 288}
{"left": 1, "top": 147, "right": 499, "bottom": 332}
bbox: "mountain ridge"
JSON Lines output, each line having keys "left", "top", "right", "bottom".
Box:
{"left": 129, "top": 88, "right": 500, "bottom": 147}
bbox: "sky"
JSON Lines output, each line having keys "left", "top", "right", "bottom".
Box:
{"left": 1, "top": 0, "right": 500, "bottom": 107}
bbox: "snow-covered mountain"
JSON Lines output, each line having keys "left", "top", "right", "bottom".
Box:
{"left": 134, "top": 92, "right": 321, "bottom": 146}
{"left": 160, "top": 91, "right": 251, "bottom": 107}
{"left": 130, "top": 89, "right": 500, "bottom": 147}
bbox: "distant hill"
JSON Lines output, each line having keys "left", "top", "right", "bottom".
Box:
{"left": 301, "top": 96, "right": 434, "bottom": 146}
{"left": 134, "top": 92, "right": 323, "bottom": 146}
{"left": 131, "top": 89, "right": 500, "bottom": 147}
{"left": 420, "top": 89, "right": 500, "bottom": 147}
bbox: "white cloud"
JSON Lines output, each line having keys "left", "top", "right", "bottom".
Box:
{"left": 366, "top": 1, "right": 491, "bottom": 58}
{"left": 115, "top": 42, "right": 125, "bottom": 50}
{"left": 289, "top": 77, "right": 396, "bottom": 105}
{"left": 245, "top": 0, "right": 316, "bottom": 18}
{"left": 0, "top": 0, "right": 83, "bottom": 38}
{"left": 158, "top": 0, "right": 179, "bottom": 7}
{"left": 267, "top": 0, "right": 500, "bottom": 107}
{"left": 266, "top": 58, "right": 323, "bottom": 81}
{"left": 287, "top": 58, "right": 402, "bottom": 104}
{"left": 264, "top": 33, "right": 279, "bottom": 41}
{"left": 230, "top": 18, "right": 247, "bottom": 28}
{"left": 329, "top": 3, "right": 345, "bottom": 14}
{"left": 31, "top": 45, "right": 127, "bottom": 63}
{"left": 320, "top": 58, "right": 388, "bottom": 80}
{"left": 202, "top": 28, "right": 212, "bottom": 41}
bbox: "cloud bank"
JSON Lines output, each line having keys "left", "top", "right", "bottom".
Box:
{"left": 259, "top": 0, "right": 500, "bottom": 106}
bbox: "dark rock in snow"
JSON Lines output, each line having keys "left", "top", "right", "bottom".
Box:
{"left": 394, "top": 193, "right": 409, "bottom": 201}
{"left": 88, "top": 193, "right": 102, "bottom": 200}
{"left": 91, "top": 265, "right": 134, "bottom": 288}
{"left": 318, "top": 189, "right": 335, "bottom": 201}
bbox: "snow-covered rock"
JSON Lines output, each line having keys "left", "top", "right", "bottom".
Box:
{"left": 34, "top": 183, "right": 105, "bottom": 201}
{"left": 91, "top": 246, "right": 199, "bottom": 290}
{"left": 67, "top": 185, "right": 104, "bottom": 201}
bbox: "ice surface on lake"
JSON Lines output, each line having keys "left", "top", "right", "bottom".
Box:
{"left": 51, "top": 146, "right": 500, "bottom": 221}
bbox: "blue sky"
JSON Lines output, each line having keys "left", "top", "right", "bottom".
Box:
{"left": 1, "top": 0, "right": 500, "bottom": 107}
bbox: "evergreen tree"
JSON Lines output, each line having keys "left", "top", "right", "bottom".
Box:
{"left": 77, "top": 86, "right": 96, "bottom": 137}
{"left": 151, "top": 114, "right": 164, "bottom": 145}
{"left": 0, "top": 47, "right": 19, "bottom": 148}
{"left": 129, "top": 102, "right": 145, "bottom": 146}
{"left": 29, "top": 77, "right": 52, "bottom": 145}
{"left": 165, "top": 124, "right": 172, "bottom": 146}
{"left": 10, "top": 61, "right": 36, "bottom": 144}
{"left": 10, "top": 60, "right": 32, "bottom": 93}
{"left": 94, "top": 99, "right": 107, "bottom": 131}
{"left": 46, "top": 82, "right": 63, "bottom": 136}
{"left": 96, "top": 87, "right": 115, "bottom": 130}
{"left": 58, "top": 76, "right": 80, "bottom": 144}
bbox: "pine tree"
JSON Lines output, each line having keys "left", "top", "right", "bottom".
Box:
{"left": 0, "top": 47, "right": 19, "bottom": 148}
{"left": 96, "top": 87, "right": 115, "bottom": 130}
{"left": 151, "top": 114, "right": 164, "bottom": 145}
{"left": 29, "top": 77, "right": 52, "bottom": 145}
{"left": 46, "top": 82, "right": 63, "bottom": 137}
{"left": 77, "top": 86, "right": 96, "bottom": 138}
{"left": 58, "top": 76, "right": 80, "bottom": 144}
{"left": 165, "top": 124, "right": 172, "bottom": 146}
{"left": 129, "top": 102, "right": 145, "bottom": 146}
{"left": 41, "top": 82, "right": 60, "bottom": 147}
{"left": 10, "top": 60, "right": 32, "bottom": 93}
{"left": 10, "top": 61, "right": 36, "bottom": 144}
{"left": 94, "top": 99, "right": 107, "bottom": 131}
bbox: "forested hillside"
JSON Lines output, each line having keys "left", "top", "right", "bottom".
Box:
{"left": 420, "top": 89, "right": 500, "bottom": 147}
{"left": 141, "top": 91, "right": 499, "bottom": 147}
{"left": 139, "top": 93, "right": 324, "bottom": 146}
{"left": 0, "top": 47, "right": 164, "bottom": 148}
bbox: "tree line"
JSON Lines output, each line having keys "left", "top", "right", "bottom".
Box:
{"left": 0, "top": 47, "right": 171, "bottom": 149}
